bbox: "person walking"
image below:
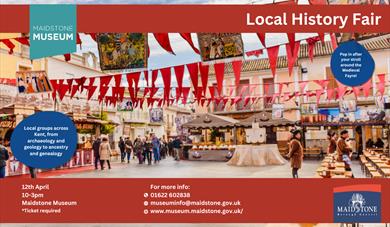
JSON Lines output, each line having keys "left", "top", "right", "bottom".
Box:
{"left": 119, "top": 137, "right": 126, "bottom": 163}
{"left": 92, "top": 137, "right": 101, "bottom": 170}
{"left": 134, "top": 136, "right": 144, "bottom": 164}
{"left": 143, "top": 137, "right": 152, "bottom": 165}
{"left": 327, "top": 131, "right": 337, "bottom": 154}
{"left": 172, "top": 136, "right": 183, "bottom": 161}
{"left": 125, "top": 137, "right": 133, "bottom": 163}
{"left": 287, "top": 129, "right": 303, "bottom": 178}
{"left": 151, "top": 134, "right": 161, "bottom": 164}
{"left": 337, "top": 130, "right": 353, "bottom": 173}
{"left": 99, "top": 137, "right": 112, "bottom": 170}
{"left": 0, "top": 139, "right": 9, "bottom": 178}
{"left": 168, "top": 138, "right": 174, "bottom": 157}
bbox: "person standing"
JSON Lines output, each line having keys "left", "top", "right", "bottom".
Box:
{"left": 337, "top": 130, "right": 353, "bottom": 172}
{"left": 0, "top": 139, "right": 9, "bottom": 178}
{"left": 125, "top": 137, "right": 133, "bottom": 163}
{"left": 134, "top": 136, "right": 144, "bottom": 164}
{"left": 119, "top": 137, "right": 126, "bottom": 163}
{"left": 151, "top": 134, "right": 161, "bottom": 164}
{"left": 172, "top": 136, "right": 183, "bottom": 161}
{"left": 92, "top": 137, "right": 101, "bottom": 170}
{"left": 287, "top": 129, "right": 303, "bottom": 178}
{"left": 99, "top": 137, "right": 112, "bottom": 170}
{"left": 327, "top": 131, "right": 337, "bottom": 154}
{"left": 168, "top": 138, "right": 174, "bottom": 157}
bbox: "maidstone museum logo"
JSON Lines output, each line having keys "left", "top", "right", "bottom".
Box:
{"left": 30, "top": 5, "right": 76, "bottom": 59}
{"left": 333, "top": 184, "right": 381, "bottom": 223}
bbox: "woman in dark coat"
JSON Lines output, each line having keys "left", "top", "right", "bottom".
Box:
{"left": 287, "top": 129, "right": 304, "bottom": 178}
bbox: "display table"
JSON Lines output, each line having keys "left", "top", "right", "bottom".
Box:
{"left": 188, "top": 149, "right": 233, "bottom": 161}
{"left": 227, "top": 144, "right": 287, "bottom": 166}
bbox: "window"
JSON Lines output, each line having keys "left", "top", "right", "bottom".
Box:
{"left": 213, "top": 83, "right": 224, "bottom": 112}
{"left": 263, "top": 78, "right": 275, "bottom": 108}
{"left": 236, "top": 79, "right": 250, "bottom": 111}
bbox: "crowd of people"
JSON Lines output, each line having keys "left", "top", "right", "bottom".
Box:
{"left": 92, "top": 133, "right": 183, "bottom": 170}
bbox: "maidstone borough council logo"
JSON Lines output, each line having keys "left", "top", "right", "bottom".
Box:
{"left": 334, "top": 185, "right": 381, "bottom": 223}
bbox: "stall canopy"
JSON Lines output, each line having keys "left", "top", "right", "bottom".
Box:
{"left": 182, "top": 113, "right": 239, "bottom": 129}
{"left": 236, "top": 111, "right": 295, "bottom": 127}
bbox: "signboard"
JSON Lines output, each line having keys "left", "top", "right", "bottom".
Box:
{"left": 149, "top": 108, "right": 164, "bottom": 123}
{"left": 301, "top": 103, "right": 318, "bottom": 115}
{"left": 272, "top": 104, "right": 284, "bottom": 119}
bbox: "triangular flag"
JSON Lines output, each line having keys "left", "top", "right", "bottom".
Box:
{"left": 180, "top": 33, "right": 200, "bottom": 54}
{"left": 256, "top": 33, "right": 266, "bottom": 47}
{"left": 286, "top": 41, "right": 300, "bottom": 76}
{"left": 153, "top": 33, "right": 175, "bottom": 55}
{"left": 181, "top": 87, "right": 190, "bottom": 104}
{"left": 160, "top": 67, "right": 171, "bottom": 101}
{"left": 266, "top": 45, "right": 279, "bottom": 76}
{"left": 199, "top": 63, "right": 209, "bottom": 95}
{"left": 232, "top": 60, "right": 242, "bottom": 86}
{"left": 214, "top": 62, "right": 225, "bottom": 96}
{"left": 286, "top": 33, "right": 296, "bottom": 54}
{"left": 151, "top": 70, "right": 158, "bottom": 88}
{"left": 187, "top": 62, "right": 199, "bottom": 88}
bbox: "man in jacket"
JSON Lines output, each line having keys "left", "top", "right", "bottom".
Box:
{"left": 172, "top": 137, "right": 183, "bottom": 161}
{"left": 337, "top": 130, "right": 353, "bottom": 172}
{"left": 151, "top": 134, "right": 160, "bottom": 164}
{"left": 0, "top": 139, "right": 10, "bottom": 178}
{"left": 92, "top": 137, "right": 101, "bottom": 170}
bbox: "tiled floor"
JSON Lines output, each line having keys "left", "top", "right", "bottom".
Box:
{"left": 48, "top": 157, "right": 366, "bottom": 179}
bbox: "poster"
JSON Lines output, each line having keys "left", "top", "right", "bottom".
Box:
{"left": 16, "top": 71, "right": 52, "bottom": 94}
{"left": 301, "top": 103, "right": 318, "bottom": 115}
{"left": 339, "top": 100, "right": 357, "bottom": 113}
{"left": 197, "top": 33, "right": 244, "bottom": 63}
{"left": 117, "top": 99, "right": 134, "bottom": 111}
{"left": 272, "top": 104, "right": 284, "bottom": 119}
{"left": 97, "top": 33, "right": 148, "bottom": 72}
{"left": 149, "top": 108, "right": 164, "bottom": 123}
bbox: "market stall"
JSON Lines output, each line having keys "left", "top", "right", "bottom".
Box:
{"left": 227, "top": 111, "right": 293, "bottom": 166}
{"left": 182, "top": 113, "right": 238, "bottom": 161}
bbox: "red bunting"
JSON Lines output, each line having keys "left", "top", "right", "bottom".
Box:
{"left": 153, "top": 33, "right": 175, "bottom": 55}
{"left": 86, "top": 33, "right": 97, "bottom": 41}
{"left": 149, "top": 87, "right": 159, "bottom": 99}
{"left": 139, "top": 98, "right": 145, "bottom": 109}
{"left": 232, "top": 60, "right": 242, "bottom": 86}
{"left": 174, "top": 65, "right": 185, "bottom": 90}
{"left": 114, "top": 74, "right": 122, "bottom": 87}
{"left": 187, "top": 63, "right": 199, "bottom": 88}
{"left": 306, "top": 37, "right": 320, "bottom": 62}
{"left": 181, "top": 87, "right": 190, "bottom": 104}
{"left": 256, "top": 33, "right": 266, "bottom": 47}
{"left": 70, "top": 85, "right": 79, "bottom": 99}
{"left": 208, "top": 86, "right": 215, "bottom": 100}
{"left": 318, "top": 33, "right": 325, "bottom": 43}
{"left": 195, "top": 87, "right": 203, "bottom": 103}
{"left": 327, "top": 88, "right": 335, "bottom": 100}
{"left": 0, "top": 39, "right": 15, "bottom": 54}
{"left": 214, "top": 63, "right": 225, "bottom": 96}
{"left": 160, "top": 67, "right": 171, "bottom": 101}
{"left": 180, "top": 33, "right": 200, "bottom": 54}
{"left": 98, "top": 75, "right": 112, "bottom": 102}
{"left": 266, "top": 45, "right": 279, "bottom": 77}
{"left": 330, "top": 33, "right": 338, "bottom": 50}
{"left": 336, "top": 81, "right": 347, "bottom": 99}
{"left": 314, "top": 80, "right": 329, "bottom": 89}
{"left": 286, "top": 41, "right": 300, "bottom": 76}
{"left": 244, "top": 97, "right": 251, "bottom": 107}
{"left": 87, "top": 78, "right": 97, "bottom": 100}
{"left": 76, "top": 33, "right": 82, "bottom": 47}
{"left": 246, "top": 49, "right": 263, "bottom": 57}
{"left": 151, "top": 70, "right": 158, "bottom": 88}
{"left": 113, "top": 87, "right": 125, "bottom": 102}
{"left": 362, "top": 80, "right": 372, "bottom": 97}
{"left": 75, "top": 77, "right": 86, "bottom": 93}
{"left": 14, "top": 37, "right": 30, "bottom": 46}
{"left": 352, "top": 86, "right": 361, "bottom": 98}
{"left": 316, "top": 90, "right": 323, "bottom": 104}
{"left": 299, "top": 81, "right": 308, "bottom": 92}
{"left": 286, "top": 33, "right": 296, "bottom": 54}
{"left": 143, "top": 71, "right": 149, "bottom": 87}
{"left": 64, "top": 54, "right": 71, "bottom": 62}
{"left": 199, "top": 63, "right": 209, "bottom": 95}
{"left": 50, "top": 80, "right": 58, "bottom": 100}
